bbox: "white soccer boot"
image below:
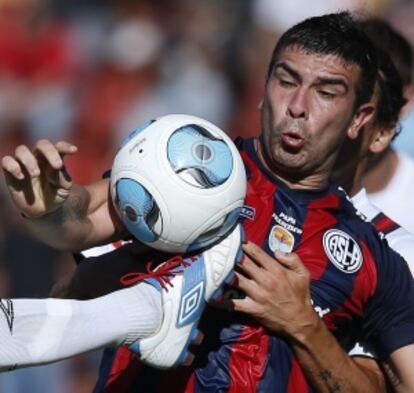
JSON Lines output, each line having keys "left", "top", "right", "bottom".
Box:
{"left": 122, "top": 223, "right": 244, "bottom": 369}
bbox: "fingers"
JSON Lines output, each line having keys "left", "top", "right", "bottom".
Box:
{"left": 1, "top": 140, "right": 77, "bottom": 181}
{"left": 33, "top": 139, "right": 77, "bottom": 169}
{"left": 230, "top": 273, "right": 271, "bottom": 319}
{"left": 2, "top": 155, "right": 26, "bottom": 180}
{"left": 54, "top": 141, "right": 78, "bottom": 157}
{"left": 17, "top": 144, "right": 42, "bottom": 176}
{"left": 242, "top": 242, "right": 281, "bottom": 271}
{"left": 235, "top": 271, "right": 259, "bottom": 298}
{"left": 232, "top": 296, "right": 258, "bottom": 314}
{"left": 275, "top": 251, "right": 310, "bottom": 276}
{"left": 2, "top": 144, "right": 41, "bottom": 180}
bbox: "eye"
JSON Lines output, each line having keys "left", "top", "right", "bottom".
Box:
{"left": 279, "top": 79, "right": 296, "bottom": 88}
{"left": 318, "top": 90, "right": 336, "bottom": 99}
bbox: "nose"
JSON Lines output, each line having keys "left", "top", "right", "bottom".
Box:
{"left": 287, "top": 88, "right": 308, "bottom": 119}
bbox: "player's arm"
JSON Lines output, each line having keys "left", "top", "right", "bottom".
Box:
{"left": 232, "top": 243, "right": 386, "bottom": 393}
{"left": 359, "top": 234, "right": 414, "bottom": 393}
{"left": 1, "top": 139, "right": 124, "bottom": 251}
{"left": 23, "top": 178, "right": 123, "bottom": 251}
{"left": 287, "top": 319, "right": 386, "bottom": 393}
{"left": 384, "top": 344, "right": 414, "bottom": 393}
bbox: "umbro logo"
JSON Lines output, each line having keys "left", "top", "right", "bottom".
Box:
{"left": 0, "top": 299, "right": 14, "bottom": 334}
{"left": 177, "top": 282, "right": 204, "bottom": 326}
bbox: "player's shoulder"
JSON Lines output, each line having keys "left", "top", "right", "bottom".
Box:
{"left": 233, "top": 136, "right": 249, "bottom": 149}
{"left": 330, "top": 185, "right": 376, "bottom": 233}
{"left": 382, "top": 224, "right": 414, "bottom": 275}
{"left": 330, "top": 185, "right": 398, "bottom": 262}
{"left": 234, "top": 137, "right": 256, "bottom": 159}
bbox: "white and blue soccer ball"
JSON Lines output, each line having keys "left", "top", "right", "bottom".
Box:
{"left": 110, "top": 114, "right": 246, "bottom": 253}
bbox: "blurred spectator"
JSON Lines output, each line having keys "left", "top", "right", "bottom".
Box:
{"left": 66, "top": 14, "right": 167, "bottom": 184}
{"left": 0, "top": 0, "right": 78, "bottom": 143}
{"left": 389, "top": 0, "right": 414, "bottom": 158}
{"left": 252, "top": 0, "right": 363, "bottom": 33}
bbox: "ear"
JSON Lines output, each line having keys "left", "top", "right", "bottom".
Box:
{"left": 258, "top": 98, "right": 264, "bottom": 111}
{"left": 347, "top": 102, "right": 376, "bottom": 140}
{"left": 369, "top": 125, "right": 395, "bottom": 154}
{"left": 402, "top": 84, "right": 414, "bottom": 117}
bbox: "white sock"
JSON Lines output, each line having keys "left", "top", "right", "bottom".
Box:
{"left": 0, "top": 283, "right": 161, "bottom": 371}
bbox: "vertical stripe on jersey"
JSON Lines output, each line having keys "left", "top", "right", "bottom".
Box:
{"left": 226, "top": 327, "right": 270, "bottom": 393}
{"left": 190, "top": 322, "right": 247, "bottom": 393}
{"left": 297, "top": 192, "right": 340, "bottom": 281}
{"left": 286, "top": 358, "right": 313, "bottom": 393}
{"left": 99, "top": 348, "right": 143, "bottom": 393}
{"left": 256, "top": 336, "right": 297, "bottom": 393}
{"left": 327, "top": 239, "right": 378, "bottom": 325}
{"left": 240, "top": 150, "right": 277, "bottom": 247}
{"left": 227, "top": 150, "right": 278, "bottom": 391}
{"left": 93, "top": 348, "right": 117, "bottom": 393}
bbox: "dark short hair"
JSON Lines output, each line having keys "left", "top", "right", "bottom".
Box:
{"left": 358, "top": 18, "right": 410, "bottom": 138}
{"left": 374, "top": 48, "right": 407, "bottom": 133}
{"left": 359, "top": 18, "right": 413, "bottom": 86}
{"left": 266, "top": 12, "right": 378, "bottom": 109}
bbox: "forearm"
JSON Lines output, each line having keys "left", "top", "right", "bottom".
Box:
{"left": 290, "top": 317, "right": 386, "bottom": 393}
{"left": 24, "top": 184, "right": 94, "bottom": 251}
{"left": 232, "top": 248, "right": 386, "bottom": 392}
{"left": 384, "top": 344, "right": 414, "bottom": 393}
{"left": 24, "top": 181, "right": 119, "bottom": 252}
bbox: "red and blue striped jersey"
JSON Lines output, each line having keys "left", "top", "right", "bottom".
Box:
{"left": 93, "top": 137, "right": 414, "bottom": 393}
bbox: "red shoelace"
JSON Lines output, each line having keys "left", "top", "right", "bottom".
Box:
{"left": 120, "top": 255, "right": 197, "bottom": 290}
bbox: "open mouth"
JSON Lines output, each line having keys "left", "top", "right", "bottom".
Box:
{"left": 281, "top": 132, "right": 305, "bottom": 151}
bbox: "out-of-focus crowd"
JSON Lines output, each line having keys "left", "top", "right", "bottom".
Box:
{"left": 0, "top": 0, "right": 413, "bottom": 392}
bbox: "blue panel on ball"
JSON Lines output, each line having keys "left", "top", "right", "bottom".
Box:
{"left": 119, "top": 120, "right": 153, "bottom": 149}
{"left": 167, "top": 125, "right": 233, "bottom": 188}
{"left": 116, "top": 178, "right": 158, "bottom": 243}
{"left": 186, "top": 207, "right": 242, "bottom": 253}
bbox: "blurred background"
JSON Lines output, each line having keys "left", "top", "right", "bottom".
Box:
{"left": 0, "top": 0, "right": 413, "bottom": 392}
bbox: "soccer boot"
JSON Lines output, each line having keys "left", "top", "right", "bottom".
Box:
{"left": 121, "top": 223, "right": 244, "bottom": 369}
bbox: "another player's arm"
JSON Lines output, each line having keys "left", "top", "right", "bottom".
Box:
{"left": 232, "top": 243, "right": 386, "bottom": 393}
{"left": 382, "top": 344, "right": 414, "bottom": 392}
{"left": 24, "top": 178, "right": 124, "bottom": 251}
{"left": 2, "top": 139, "right": 124, "bottom": 251}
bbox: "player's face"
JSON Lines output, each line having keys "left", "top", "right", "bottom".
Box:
{"left": 259, "top": 46, "right": 366, "bottom": 184}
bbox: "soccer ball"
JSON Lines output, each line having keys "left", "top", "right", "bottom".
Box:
{"left": 110, "top": 114, "right": 246, "bottom": 253}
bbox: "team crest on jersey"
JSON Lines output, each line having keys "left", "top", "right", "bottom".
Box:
{"left": 268, "top": 225, "right": 295, "bottom": 252}
{"left": 323, "top": 229, "right": 363, "bottom": 274}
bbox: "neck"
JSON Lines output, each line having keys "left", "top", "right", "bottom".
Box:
{"left": 362, "top": 148, "right": 399, "bottom": 194}
{"left": 255, "top": 138, "right": 331, "bottom": 190}
{"left": 345, "top": 163, "right": 365, "bottom": 198}
{"left": 331, "top": 160, "right": 363, "bottom": 198}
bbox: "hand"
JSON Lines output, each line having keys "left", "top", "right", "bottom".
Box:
{"left": 2, "top": 139, "right": 77, "bottom": 218}
{"left": 232, "top": 242, "right": 318, "bottom": 339}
